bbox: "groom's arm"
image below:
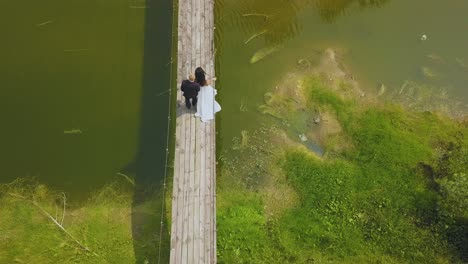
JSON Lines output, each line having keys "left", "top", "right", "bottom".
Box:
{"left": 180, "top": 81, "right": 185, "bottom": 92}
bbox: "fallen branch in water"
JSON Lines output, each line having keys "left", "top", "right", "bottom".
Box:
{"left": 244, "top": 29, "right": 268, "bottom": 44}
{"left": 242, "top": 13, "right": 271, "bottom": 18}
{"left": 63, "top": 129, "right": 83, "bottom": 134}
{"left": 116, "top": 172, "right": 135, "bottom": 186}
{"left": 63, "top": 49, "right": 89, "bottom": 53}
{"left": 36, "top": 20, "right": 53, "bottom": 27}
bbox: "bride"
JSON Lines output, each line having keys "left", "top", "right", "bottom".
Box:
{"left": 194, "top": 67, "right": 221, "bottom": 122}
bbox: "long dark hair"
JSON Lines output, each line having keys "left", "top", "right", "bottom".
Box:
{"left": 195, "top": 67, "right": 207, "bottom": 86}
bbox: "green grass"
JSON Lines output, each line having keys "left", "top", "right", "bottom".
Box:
{"left": 217, "top": 76, "right": 467, "bottom": 263}
{"left": 280, "top": 151, "right": 447, "bottom": 263}
{"left": 217, "top": 191, "right": 285, "bottom": 263}
{"left": 0, "top": 179, "right": 168, "bottom": 263}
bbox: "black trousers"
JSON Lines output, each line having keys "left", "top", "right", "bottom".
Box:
{"left": 184, "top": 95, "right": 197, "bottom": 109}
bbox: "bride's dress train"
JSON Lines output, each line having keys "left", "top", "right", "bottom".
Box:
{"left": 195, "top": 85, "right": 221, "bottom": 122}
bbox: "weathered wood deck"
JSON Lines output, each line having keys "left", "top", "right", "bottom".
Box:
{"left": 169, "top": 0, "right": 216, "bottom": 262}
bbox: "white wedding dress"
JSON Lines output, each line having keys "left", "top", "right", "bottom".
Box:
{"left": 195, "top": 85, "right": 221, "bottom": 122}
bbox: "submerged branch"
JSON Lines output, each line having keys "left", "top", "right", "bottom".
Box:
{"left": 36, "top": 20, "right": 53, "bottom": 27}
{"left": 244, "top": 29, "right": 268, "bottom": 44}
{"left": 242, "top": 13, "right": 271, "bottom": 18}
{"left": 116, "top": 172, "right": 135, "bottom": 186}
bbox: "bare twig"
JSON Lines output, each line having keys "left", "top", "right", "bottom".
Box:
{"left": 116, "top": 172, "right": 135, "bottom": 186}
{"left": 242, "top": 13, "right": 270, "bottom": 18}
{"left": 63, "top": 49, "right": 89, "bottom": 53}
{"left": 156, "top": 89, "right": 171, "bottom": 96}
{"left": 36, "top": 20, "right": 53, "bottom": 27}
{"left": 7, "top": 193, "right": 98, "bottom": 256}
{"left": 244, "top": 29, "right": 268, "bottom": 44}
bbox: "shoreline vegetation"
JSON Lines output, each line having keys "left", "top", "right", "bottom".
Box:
{"left": 217, "top": 49, "right": 467, "bottom": 263}
{"left": 0, "top": 178, "right": 168, "bottom": 263}
{"left": 1, "top": 49, "right": 466, "bottom": 263}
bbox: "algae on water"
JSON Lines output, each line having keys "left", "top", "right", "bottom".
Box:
{"left": 421, "top": 66, "right": 438, "bottom": 79}
{"left": 63, "top": 129, "right": 83, "bottom": 134}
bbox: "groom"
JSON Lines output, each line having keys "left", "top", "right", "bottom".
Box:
{"left": 180, "top": 74, "right": 200, "bottom": 109}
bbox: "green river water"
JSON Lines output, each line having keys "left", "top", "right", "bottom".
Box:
{"left": 1, "top": 0, "right": 466, "bottom": 199}
{"left": 0, "top": 0, "right": 173, "bottom": 198}
{"left": 216, "top": 0, "right": 468, "bottom": 148}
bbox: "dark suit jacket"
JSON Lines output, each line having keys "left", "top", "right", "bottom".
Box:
{"left": 181, "top": 80, "right": 200, "bottom": 98}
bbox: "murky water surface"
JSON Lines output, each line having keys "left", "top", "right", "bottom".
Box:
{"left": 1, "top": 0, "right": 467, "bottom": 194}
{"left": 0, "top": 0, "right": 173, "bottom": 199}
{"left": 215, "top": 0, "right": 468, "bottom": 147}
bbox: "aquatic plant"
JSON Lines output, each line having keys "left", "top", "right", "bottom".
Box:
{"left": 421, "top": 66, "right": 439, "bottom": 79}
{"left": 385, "top": 80, "right": 468, "bottom": 118}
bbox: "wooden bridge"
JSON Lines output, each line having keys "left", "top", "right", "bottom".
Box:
{"left": 169, "top": 0, "right": 216, "bottom": 262}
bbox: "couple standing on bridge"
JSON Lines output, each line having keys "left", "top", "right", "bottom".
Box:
{"left": 181, "top": 67, "right": 221, "bottom": 122}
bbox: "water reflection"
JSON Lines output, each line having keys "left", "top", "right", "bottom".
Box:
{"left": 217, "top": 0, "right": 389, "bottom": 46}
{"left": 314, "top": 0, "right": 389, "bottom": 22}
{"left": 218, "top": 0, "right": 302, "bottom": 45}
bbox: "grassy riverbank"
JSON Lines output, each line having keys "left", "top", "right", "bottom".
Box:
{"left": 0, "top": 179, "right": 168, "bottom": 263}
{"left": 216, "top": 69, "right": 467, "bottom": 263}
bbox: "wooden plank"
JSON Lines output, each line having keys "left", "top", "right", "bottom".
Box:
{"left": 205, "top": 0, "right": 214, "bottom": 262}
{"left": 201, "top": 121, "right": 207, "bottom": 264}
{"left": 194, "top": 0, "right": 204, "bottom": 263}
{"left": 173, "top": 107, "right": 184, "bottom": 264}
{"left": 173, "top": 0, "right": 186, "bottom": 261}
{"left": 205, "top": 123, "right": 212, "bottom": 264}
{"left": 176, "top": 91, "right": 187, "bottom": 262}
{"left": 193, "top": 118, "right": 201, "bottom": 264}
{"left": 170, "top": 1, "right": 185, "bottom": 261}
{"left": 193, "top": 0, "right": 202, "bottom": 261}
{"left": 196, "top": 0, "right": 202, "bottom": 58}
{"left": 187, "top": 71, "right": 197, "bottom": 264}
{"left": 186, "top": 0, "right": 197, "bottom": 252}
{"left": 206, "top": 2, "right": 214, "bottom": 263}
{"left": 199, "top": 0, "right": 207, "bottom": 261}
{"left": 200, "top": 0, "right": 205, "bottom": 69}
{"left": 204, "top": 0, "right": 210, "bottom": 71}
{"left": 193, "top": 0, "right": 200, "bottom": 70}
{"left": 181, "top": 110, "right": 191, "bottom": 264}
{"left": 211, "top": 125, "right": 217, "bottom": 264}
{"left": 208, "top": 1, "right": 217, "bottom": 263}
{"left": 188, "top": 0, "right": 199, "bottom": 260}
{"left": 170, "top": 85, "right": 181, "bottom": 264}
{"left": 181, "top": 1, "right": 193, "bottom": 260}
{"left": 176, "top": 0, "right": 190, "bottom": 262}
